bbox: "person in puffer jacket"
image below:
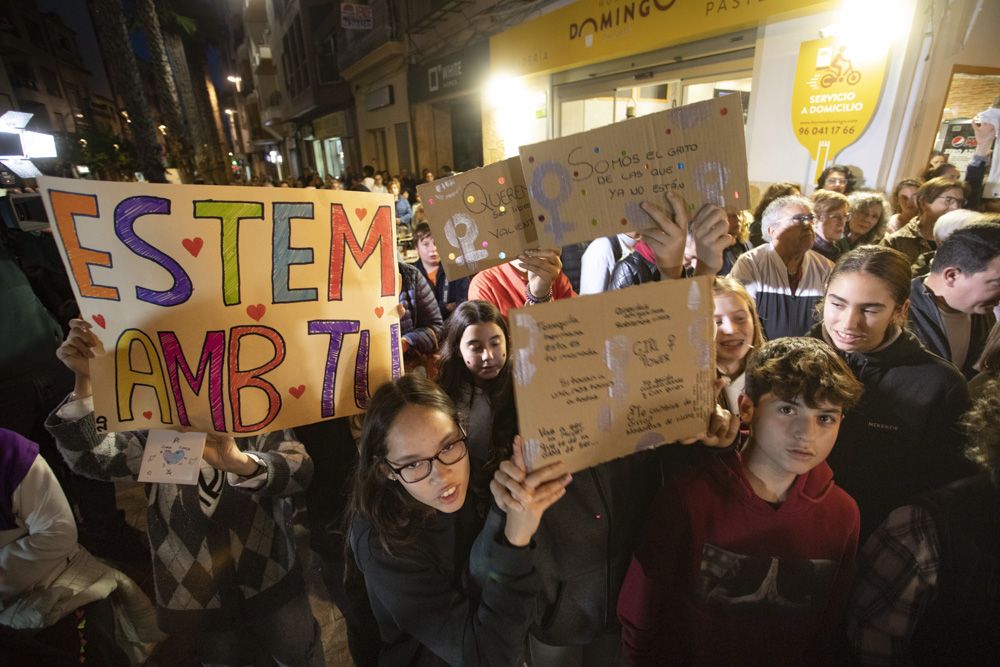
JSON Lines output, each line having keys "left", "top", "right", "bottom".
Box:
{"left": 398, "top": 261, "right": 443, "bottom": 361}
{"left": 809, "top": 245, "right": 975, "bottom": 540}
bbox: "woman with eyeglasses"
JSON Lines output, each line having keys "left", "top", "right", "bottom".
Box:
{"left": 811, "top": 189, "right": 852, "bottom": 262}
{"left": 816, "top": 164, "right": 856, "bottom": 195}
{"left": 347, "top": 374, "right": 571, "bottom": 666}
{"left": 880, "top": 177, "right": 970, "bottom": 267}
{"left": 810, "top": 245, "right": 974, "bottom": 540}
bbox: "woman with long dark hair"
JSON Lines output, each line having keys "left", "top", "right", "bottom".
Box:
{"left": 437, "top": 301, "right": 516, "bottom": 469}
{"left": 347, "top": 375, "right": 570, "bottom": 666}
{"left": 811, "top": 245, "right": 974, "bottom": 538}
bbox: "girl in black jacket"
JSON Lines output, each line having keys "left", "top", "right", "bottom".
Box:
{"left": 811, "top": 245, "right": 975, "bottom": 539}
{"left": 347, "top": 375, "right": 570, "bottom": 666}
{"left": 436, "top": 301, "right": 517, "bottom": 470}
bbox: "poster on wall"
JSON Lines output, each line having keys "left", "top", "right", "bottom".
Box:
{"left": 510, "top": 276, "right": 717, "bottom": 474}
{"left": 38, "top": 176, "right": 402, "bottom": 436}
{"left": 791, "top": 37, "right": 888, "bottom": 184}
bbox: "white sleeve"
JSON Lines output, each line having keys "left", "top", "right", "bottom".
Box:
{"left": 226, "top": 451, "right": 267, "bottom": 489}
{"left": 728, "top": 253, "right": 759, "bottom": 298}
{"left": 579, "top": 238, "right": 613, "bottom": 295}
{"left": 0, "top": 457, "right": 78, "bottom": 599}
{"left": 56, "top": 395, "right": 94, "bottom": 421}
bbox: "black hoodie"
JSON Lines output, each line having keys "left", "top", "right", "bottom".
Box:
{"left": 809, "top": 324, "right": 975, "bottom": 539}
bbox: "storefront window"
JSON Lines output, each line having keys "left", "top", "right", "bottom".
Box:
{"left": 934, "top": 68, "right": 1000, "bottom": 173}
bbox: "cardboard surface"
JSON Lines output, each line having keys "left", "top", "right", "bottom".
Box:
{"left": 39, "top": 176, "right": 402, "bottom": 436}
{"left": 510, "top": 276, "right": 718, "bottom": 474}
{"left": 416, "top": 157, "right": 538, "bottom": 279}
{"left": 518, "top": 96, "right": 750, "bottom": 247}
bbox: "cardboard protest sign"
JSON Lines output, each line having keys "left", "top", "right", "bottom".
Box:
{"left": 510, "top": 276, "right": 717, "bottom": 473}
{"left": 518, "top": 96, "right": 749, "bottom": 247}
{"left": 38, "top": 176, "right": 402, "bottom": 436}
{"left": 416, "top": 157, "right": 538, "bottom": 279}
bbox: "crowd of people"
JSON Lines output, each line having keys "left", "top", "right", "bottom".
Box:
{"left": 2, "top": 112, "right": 1000, "bottom": 667}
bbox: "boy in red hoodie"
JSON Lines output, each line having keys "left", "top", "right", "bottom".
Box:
{"left": 618, "top": 337, "right": 864, "bottom": 666}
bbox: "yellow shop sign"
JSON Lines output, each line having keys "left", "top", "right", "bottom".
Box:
{"left": 491, "top": 0, "right": 831, "bottom": 77}
{"left": 791, "top": 37, "right": 888, "bottom": 181}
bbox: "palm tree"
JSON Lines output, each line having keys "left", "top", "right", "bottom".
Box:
{"left": 90, "top": 0, "right": 166, "bottom": 183}
{"left": 135, "top": 0, "right": 195, "bottom": 182}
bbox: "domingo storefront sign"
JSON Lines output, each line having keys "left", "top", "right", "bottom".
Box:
{"left": 791, "top": 37, "right": 889, "bottom": 183}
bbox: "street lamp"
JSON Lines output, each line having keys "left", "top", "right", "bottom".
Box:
{"left": 227, "top": 75, "right": 242, "bottom": 93}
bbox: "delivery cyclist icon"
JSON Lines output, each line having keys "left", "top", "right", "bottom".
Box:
{"left": 821, "top": 46, "right": 861, "bottom": 87}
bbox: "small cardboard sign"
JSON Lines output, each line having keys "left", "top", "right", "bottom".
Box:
{"left": 416, "top": 158, "right": 538, "bottom": 279}
{"left": 518, "top": 96, "right": 749, "bottom": 247}
{"left": 139, "top": 430, "right": 206, "bottom": 485}
{"left": 510, "top": 276, "right": 717, "bottom": 473}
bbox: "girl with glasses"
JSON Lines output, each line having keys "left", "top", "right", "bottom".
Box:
{"left": 347, "top": 374, "right": 570, "bottom": 666}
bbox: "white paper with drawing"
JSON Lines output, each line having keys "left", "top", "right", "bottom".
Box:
{"left": 139, "top": 429, "right": 206, "bottom": 485}
{"left": 511, "top": 276, "right": 717, "bottom": 473}
{"left": 518, "top": 96, "right": 749, "bottom": 248}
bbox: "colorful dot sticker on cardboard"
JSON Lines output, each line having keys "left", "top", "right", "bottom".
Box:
{"left": 499, "top": 205, "right": 506, "bottom": 213}
{"left": 592, "top": 219, "right": 599, "bottom": 226}
{"left": 581, "top": 189, "right": 587, "bottom": 196}
{"left": 734, "top": 191, "right": 740, "bottom": 199}
{"left": 481, "top": 241, "right": 488, "bottom": 248}
{"left": 466, "top": 195, "right": 475, "bottom": 204}
{"left": 428, "top": 197, "right": 435, "bottom": 205}
{"left": 677, "top": 162, "right": 685, "bottom": 169}
{"left": 539, "top": 215, "right": 546, "bottom": 222}
{"left": 498, "top": 176, "right": 506, "bottom": 185}
{"left": 499, "top": 252, "right": 507, "bottom": 259}
{"left": 620, "top": 218, "right": 628, "bottom": 225}
{"left": 721, "top": 108, "right": 728, "bottom": 116}
{"left": 528, "top": 156, "right": 535, "bottom": 163}
{"left": 593, "top": 147, "right": 600, "bottom": 153}
{"left": 665, "top": 128, "right": 672, "bottom": 134}
{"left": 448, "top": 253, "right": 456, "bottom": 260}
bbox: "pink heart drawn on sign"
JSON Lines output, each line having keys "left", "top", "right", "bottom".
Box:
{"left": 142, "top": 410, "right": 153, "bottom": 419}
{"left": 374, "top": 306, "right": 384, "bottom": 318}
{"left": 182, "top": 237, "right": 204, "bottom": 257}
{"left": 289, "top": 385, "right": 306, "bottom": 399}
{"left": 92, "top": 314, "right": 106, "bottom": 328}
{"left": 246, "top": 304, "right": 266, "bottom": 321}
{"left": 355, "top": 207, "right": 367, "bottom": 220}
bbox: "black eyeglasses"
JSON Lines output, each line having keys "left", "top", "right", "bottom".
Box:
{"left": 384, "top": 425, "right": 468, "bottom": 483}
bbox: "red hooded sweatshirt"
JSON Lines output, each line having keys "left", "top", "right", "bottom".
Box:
{"left": 617, "top": 451, "right": 859, "bottom": 666}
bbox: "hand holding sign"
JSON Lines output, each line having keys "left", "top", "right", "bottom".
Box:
{"left": 491, "top": 436, "right": 572, "bottom": 546}
{"left": 56, "top": 318, "right": 101, "bottom": 397}
{"left": 202, "top": 433, "right": 259, "bottom": 476}
{"left": 638, "top": 194, "right": 690, "bottom": 279}
{"left": 518, "top": 248, "right": 564, "bottom": 300}
{"left": 689, "top": 204, "right": 732, "bottom": 276}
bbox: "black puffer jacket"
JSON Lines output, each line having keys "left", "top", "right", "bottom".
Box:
{"left": 608, "top": 251, "right": 659, "bottom": 290}
{"left": 810, "top": 324, "right": 975, "bottom": 539}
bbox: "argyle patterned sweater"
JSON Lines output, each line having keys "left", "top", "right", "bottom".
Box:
{"left": 45, "top": 407, "right": 313, "bottom": 634}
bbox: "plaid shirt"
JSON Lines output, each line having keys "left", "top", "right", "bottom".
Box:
{"left": 847, "top": 504, "right": 941, "bottom": 666}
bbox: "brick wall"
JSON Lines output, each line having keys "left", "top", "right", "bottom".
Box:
{"left": 942, "top": 73, "right": 1000, "bottom": 121}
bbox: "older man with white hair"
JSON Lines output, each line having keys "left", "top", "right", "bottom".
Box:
{"left": 729, "top": 194, "right": 835, "bottom": 339}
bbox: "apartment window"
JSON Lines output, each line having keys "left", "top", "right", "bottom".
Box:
{"left": 316, "top": 32, "right": 339, "bottom": 84}
{"left": 6, "top": 61, "right": 37, "bottom": 90}
{"left": 41, "top": 68, "right": 61, "bottom": 97}
{"left": 282, "top": 15, "right": 309, "bottom": 96}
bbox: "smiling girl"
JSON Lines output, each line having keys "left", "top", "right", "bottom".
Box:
{"left": 713, "top": 277, "right": 766, "bottom": 416}
{"left": 437, "top": 301, "right": 516, "bottom": 468}
{"left": 811, "top": 245, "right": 975, "bottom": 538}
{"left": 348, "top": 375, "right": 570, "bottom": 666}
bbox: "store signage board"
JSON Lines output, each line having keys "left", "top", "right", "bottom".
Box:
{"left": 38, "top": 176, "right": 401, "bottom": 435}
{"left": 417, "top": 157, "right": 538, "bottom": 279}
{"left": 519, "top": 96, "right": 750, "bottom": 248}
{"left": 341, "top": 3, "right": 373, "bottom": 30}
{"left": 510, "top": 276, "right": 717, "bottom": 474}
{"left": 791, "top": 37, "right": 888, "bottom": 184}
